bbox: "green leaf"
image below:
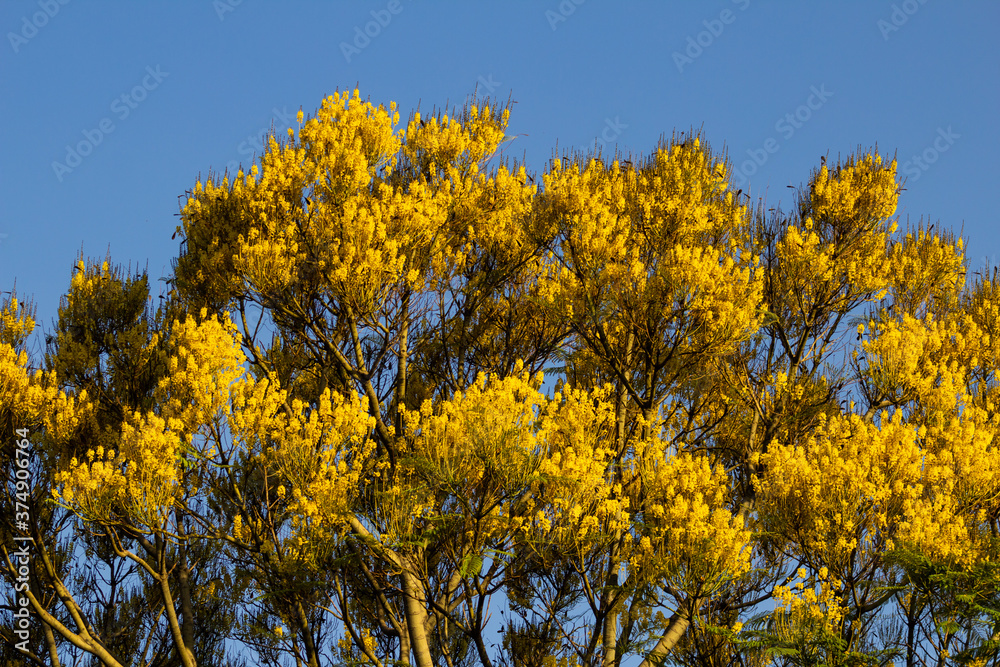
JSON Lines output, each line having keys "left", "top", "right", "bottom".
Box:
{"left": 757, "top": 308, "right": 780, "bottom": 327}
{"left": 460, "top": 553, "right": 484, "bottom": 579}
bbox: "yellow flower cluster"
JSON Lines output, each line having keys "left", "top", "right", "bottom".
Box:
{"left": 0, "top": 294, "right": 46, "bottom": 430}
{"left": 179, "top": 89, "right": 412, "bottom": 313}
{"left": 774, "top": 216, "right": 893, "bottom": 319}
{"left": 756, "top": 411, "right": 923, "bottom": 571}
{"left": 401, "top": 363, "right": 544, "bottom": 495}
{"left": 51, "top": 310, "right": 247, "bottom": 529}
{"left": 537, "top": 138, "right": 763, "bottom": 360}
{"left": 299, "top": 89, "right": 401, "bottom": 189}
{"left": 391, "top": 361, "right": 751, "bottom": 590}
{"left": 635, "top": 449, "right": 751, "bottom": 590}
{"left": 175, "top": 171, "right": 254, "bottom": 307}
{"left": 442, "top": 162, "right": 535, "bottom": 275}
{"left": 227, "top": 361, "right": 376, "bottom": 548}
{"left": 403, "top": 102, "right": 509, "bottom": 179}
{"left": 0, "top": 340, "right": 49, "bottom": 433}
{"left": 54, "top": 412, "right": 183, "bottom": 529}
{"left": 158, "top": 309, "right": 245, "bottom": 431}
{"left": 270, "top": 387, "right": 376, "bottom": 535}
{"left": 772, "top": 567, "right": 846, "bottom": 639}
{"left": 768, "top": 153, "right": 901, "bottom": 327}
{"left": 180, "top": 90, "right": 531, "bottom": 332}
{"left": 886, "top": 227, "right": 965, "bottom": 316}
{"left": 236, "top": 109, "right": 419, "bottom": 315}
{"left": 0, "top": 294, "right": 34, "bottom": 348}
{"left": 67, "top": 260, "right": 111, "bottom": 312}
{"left": 964, "top": 271, "right": 1000, "bottom": 396}
{"left": 861, "top": 313, "right": 968, "bottom": 411}
{"left": 527, "top": 381, "right": 621, "bottom": 543}
{"left": 896, "top": 402, "right": 999, "bottom": 563}
{"left": 336, "top": 626, "right": 378, "bottom": 665}
{"left": 810, "top": 153, "right": 898, "bottom": 225}
{"left": 784, "top": 292, "right": 1000, "bottom": 567}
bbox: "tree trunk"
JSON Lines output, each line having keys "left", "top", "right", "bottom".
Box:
{"left": 637, "top": 613, "right": 689, "bottom": 667}
{"left": 295, "top": 599, "right": 321, "bottom": 667}
{"left": 42, "top": 622, "right": 61, "bottom": 667}
{"left": 177, "top": 540, "right": 195, "bottom": 652}
{"left": 158, "top": 550, "right": 197, "bottom": 667}
{"left": 401, "top": 564, "right": 434, "bottom": 667}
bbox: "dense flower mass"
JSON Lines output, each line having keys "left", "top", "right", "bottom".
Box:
{"left": 2, "top": 91, "right": 996, "bottom": 667}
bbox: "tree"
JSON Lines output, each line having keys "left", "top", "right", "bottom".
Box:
{"left": 3, "top": 89, "right": 998, "bottom": 667}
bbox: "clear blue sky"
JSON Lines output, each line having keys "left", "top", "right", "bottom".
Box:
{"left": 2, "top": 2, "right": 998, "bottom": 345}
